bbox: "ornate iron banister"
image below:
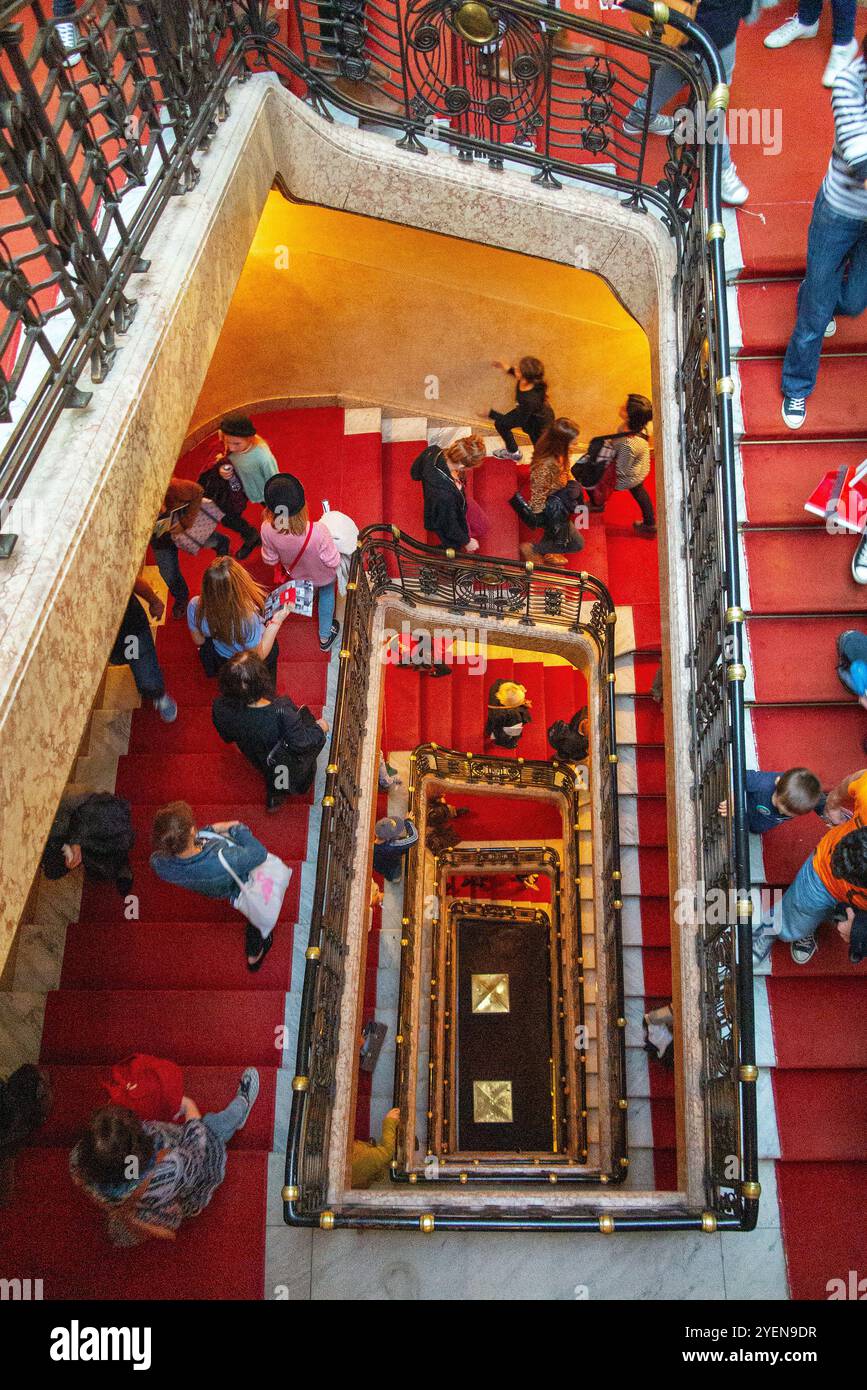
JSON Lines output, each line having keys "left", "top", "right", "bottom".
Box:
{"left": 0, "top": 0, "right": 756, "bottom": 1228}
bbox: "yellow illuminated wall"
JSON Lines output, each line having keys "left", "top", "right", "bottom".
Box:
{"left": 191, "top": 192, "right": 651, "bottom": 441}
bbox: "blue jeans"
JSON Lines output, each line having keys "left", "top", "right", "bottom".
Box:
{"left": 317, "top": 580, "right": 336, "bottom": 644}
{"left": 630, "top": 38, "right": 736, "bottom": 174}
{"left": 53, "top": 2, "right": 76, "bottom": 15}
{"left": 152, "top": 533, "right": 228, "bottom": 604}
{"left": 782, "top": 188, "right": 867, "bottom": 398}
{"left": 798, "top": 0, "right": 856, "bottom": 43}
{"left": 124, "top": 621, "right": 165, "bottom": 701}
{"left": 203, "top": 1095, "right": 248, "bottom": 1145}
{"left": 764, "top": 856, "right": 837, "bottom": 942}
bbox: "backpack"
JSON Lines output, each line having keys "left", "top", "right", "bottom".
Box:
{"left": 574, "top": 431, "right": 631, "bottom": 507}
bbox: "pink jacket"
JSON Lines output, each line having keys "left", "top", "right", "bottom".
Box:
{"left": 260, "top": 519, "right": 341, "bottom": 589}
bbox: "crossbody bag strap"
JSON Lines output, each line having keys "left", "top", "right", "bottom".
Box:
{"left": 216, "top": 846, "right": 247, "bottom": 895}
{"left": 285, "top": 522, "right": 314, "bottom": 577}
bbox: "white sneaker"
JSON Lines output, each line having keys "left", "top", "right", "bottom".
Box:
{"left": 852, "top": 530, "right": 867, "bottom": 584}
{"left": 55, "top": 20, "right": 81, "bottom": 63}
{"left": 824, "top": 318, "right": 837, "bottom": 337}
{"left": 720, "top": 164, "right": 750, "bottom": 207}
{"left": 623, "top": 112, "right": 675, "bottom": 137}
{"left": 764, "top": 15, "right": 819, "bottom": 48}
{"left": 823, "top": 39, "right": 859, "bottom": 88}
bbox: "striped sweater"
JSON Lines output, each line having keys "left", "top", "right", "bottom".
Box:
{"left": 823, "top": 56, "right": 867, "bottom": 220}
{"left": 70, "top": 1119, "right": 228, "bottom": 1246}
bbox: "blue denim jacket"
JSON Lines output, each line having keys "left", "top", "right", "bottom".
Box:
{"left": 150, "top": 824, "right": 268, "bottom": 904}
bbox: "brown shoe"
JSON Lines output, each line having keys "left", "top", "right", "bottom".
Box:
{"left": 519, "top": 541, "right": 537, "bottom": 562}
{"left": 541, "top": 553, "right": 570, "bottom": 566}
{"left": 633, "top": 523, "right": 657, "bottom": 539}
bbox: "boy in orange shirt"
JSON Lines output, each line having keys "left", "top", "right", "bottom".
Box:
{"left": 754, "top": 768, "right": 867, "bottom": 965}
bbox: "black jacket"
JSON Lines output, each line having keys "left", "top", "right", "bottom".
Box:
{"left": 212, "top": 696, "right": 325, "bottom": 789}
{"left": 198, "top": 460, "right": 248, "bottom": 514}
{"left": 694, "top": 0, "right": 751, "bottom": 52}
{"left": 485, "top": 679, "right": 532, "bottom": 749}
{"left": 42, "top": 794, "right": 135, "bottom": 883}
{"left": 410, "top": 446, "right": 470, "bottom": 550}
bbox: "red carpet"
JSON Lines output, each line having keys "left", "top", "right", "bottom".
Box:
{"left": 775, "top": 1162, "right": 867, "bottom": 1301}
{"left": 732, "top": 4, "right": 867, "bottom": 1294}
{"left": 739, "top": 357, "right": 867, "bottom": 439}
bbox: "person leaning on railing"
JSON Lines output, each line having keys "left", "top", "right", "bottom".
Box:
{"left": 752, "top": 766, "right": 867, "bottom": 967}
{"left": 624, "top": 0, "right": 753, "bottom": 208}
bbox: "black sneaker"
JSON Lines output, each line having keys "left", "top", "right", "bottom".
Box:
{"left": 781, "top": 395, "right": 807, "bottom": 430}
{"left": 171, "top": 598, "right": 186, "bottom": 621}
{"left": 235, "top": 538, "right": 259, "bottom": 561}
{"left": 320, "top": 619, "right": 339, "bottom": 651}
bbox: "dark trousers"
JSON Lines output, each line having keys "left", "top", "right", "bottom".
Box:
{"left": 630, "top": 483, "right": 656, "bottom": 527}
{"left": 53, "top": 1, "right": 76, "bottom": 14}
{"left": 152, "top": 533, "right": 229, "bottom": 605}
{"left": 489, "top": 406, "right": 546, "bottom": 454}
{"left": 219, "top": 510, "right": 259, "bottom": 549}
{"left": 111, "top": 621, "right": 165, "bottom": 701}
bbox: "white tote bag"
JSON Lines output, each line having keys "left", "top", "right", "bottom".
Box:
{"left": 216, "top": 846, "right": 292, "bottom": 939}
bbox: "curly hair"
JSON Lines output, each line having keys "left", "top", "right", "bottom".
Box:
{"left": 830, "top": 827, "right": 867, "bottom": 889}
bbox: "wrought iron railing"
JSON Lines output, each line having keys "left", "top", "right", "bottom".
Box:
{"left": 391, "top": 769, "right": 602, "bottom": 1182}
{"left": 0, "top": 0, "right": 756, "bottom": 1228}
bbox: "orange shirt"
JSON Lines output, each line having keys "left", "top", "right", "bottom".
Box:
{"left": 813, "top": 770, "right": 867, "bottom": 907}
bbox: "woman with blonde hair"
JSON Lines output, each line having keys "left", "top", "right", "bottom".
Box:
{"left": 187, "top": 556, "right": 288, "bottom": 678}
{"left": 260, "top": 473, "right": 341, "bottom": 651}
{"left": 218, "top": 414, "right": 278, "bottom": 504}
{"left": 485, "top": 679, "right": 532, "bottom": 749}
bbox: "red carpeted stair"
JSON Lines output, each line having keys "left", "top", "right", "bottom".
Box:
{"left": 9, "top": 382, "right": 674, "bottom": 1289}
{"left": 733, "top": 7, "right": 867, "bottom": 1299}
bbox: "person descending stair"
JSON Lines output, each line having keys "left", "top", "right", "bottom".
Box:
{"left": 211, "top": 652, "right": 329, "bottom": 812}
{"left": 188, "top": 556, "right": 288, "bottom": 680}
{"left": 69, "top": 1068, "right": 260, "bottom": 1246}
{"left": 260, "top": 473, "right": 342, "bottom": 651}
{"left": 764, "top": 0, "right": 860, "bottom": 87}
{"left": 510, "top": 418, "right": 584, "bottom": 566}
{"left": 150, "top": 802, "right": 292, "bottom": 970}
{"left": 485, "top": 679, "right": 532, "bottom": 749}
{"left": 108, "top": 572, "right": 178, "bottom": 725}
{"left": 487, "top": 356, "right": 555, "bottom": 461}
{"left": 409, "top": 433, "right": 488, "bottom": 553}
{"left": 585, "top": 395, "right": 657, "bottom": 536}
{"left": 780, "top": 35, "right": 867, "bottom": 430}
{"left": 625, "top": 0, "right": 752, "bottom": 206}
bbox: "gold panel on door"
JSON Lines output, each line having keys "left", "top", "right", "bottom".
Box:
{"left": 471, "top": 973, "right": 510, "bottom": 1014}
{"left": 473, "top": 1080, "right": 513, "bottom": 1123}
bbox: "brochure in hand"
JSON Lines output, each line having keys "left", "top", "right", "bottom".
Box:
{"left": 264, "top": 577, "right": 315, "bottom": 620}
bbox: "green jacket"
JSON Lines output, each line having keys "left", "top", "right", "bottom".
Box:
{"left": 228, "top": 442, "right": 278, "bottom": 504}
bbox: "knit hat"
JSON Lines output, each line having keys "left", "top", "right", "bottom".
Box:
{"left": 492, "top": 681, "right": 528, "bottom": 710}
{"left": 263, "top": 473, "right": 306, "bottom": 517}
{"left": 375, "top": 816, "right": 410, "bottom": 842}
{"left": 220, "top": 414, "right": 256, "bottom": 438}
